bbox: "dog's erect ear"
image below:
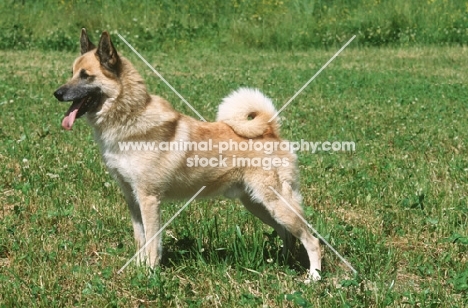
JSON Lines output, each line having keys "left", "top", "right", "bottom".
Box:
{"left": 96, "top": 31, "right": 121, "bottom": 75}
{"left": 80, "top": 28, "right": 96, "bottom": 55}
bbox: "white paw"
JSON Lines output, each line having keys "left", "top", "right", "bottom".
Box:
{"left": 307, "top": 269, "right": 321, "bottom": 282}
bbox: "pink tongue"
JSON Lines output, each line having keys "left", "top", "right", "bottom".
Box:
{"left": 61, "top": 109, "right": 79, "bottom": 130}
{"left": 61, "top": 100, "right": 84, "bottom": 130}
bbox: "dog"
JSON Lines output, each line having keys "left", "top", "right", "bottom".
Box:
{"left": 54, "top": 29, "right": 322, "bottom": 281}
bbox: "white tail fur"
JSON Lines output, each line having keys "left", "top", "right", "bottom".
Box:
{"left": 216, "top": 88, "right": 280, "bottom": 138}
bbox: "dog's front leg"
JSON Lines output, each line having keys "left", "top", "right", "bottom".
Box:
{"left": 115, "top": 178, "right": 147, "bottom": 264}
{"left": 136, "top": 191, "right": 162, "bottom": 268}
{"left": 125, "top": 198, "right": 147, "bottom": 265}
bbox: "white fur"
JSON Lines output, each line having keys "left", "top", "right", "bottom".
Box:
{"left": 216, "top": 88, "right": 279, "bottom": 138}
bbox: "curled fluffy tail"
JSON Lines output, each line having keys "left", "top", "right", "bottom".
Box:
{"left": 216, "top": 88, "right": 280, "bottom": 138}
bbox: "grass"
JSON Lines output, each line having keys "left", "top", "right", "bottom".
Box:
{"left": 0, "top": 40, "right": 467, "bottom": 306}
{"left": 1, "top": 0, "right": 467, "bottom": 51}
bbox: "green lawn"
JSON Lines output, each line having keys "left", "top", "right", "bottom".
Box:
{"left": 1, "top": 44, "right": 467, "bottom": 306}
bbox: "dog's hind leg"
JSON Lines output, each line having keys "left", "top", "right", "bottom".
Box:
{"left": 240, "top": 195, "right": 296, "bottom": 260}
{"left": 244, "top": 181, "right": 322, "bottom": 281}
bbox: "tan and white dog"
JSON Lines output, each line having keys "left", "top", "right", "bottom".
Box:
{"left": 54, "top": 29, "right": 322, "bottom": 281}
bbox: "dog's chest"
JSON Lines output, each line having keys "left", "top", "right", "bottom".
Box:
{"left": 98, "top": 139, "right": 147, "bottom": 184}
{"left": 103, "top": 151, "right": 134, "bottom": 182}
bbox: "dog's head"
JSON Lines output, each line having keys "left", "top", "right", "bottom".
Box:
{"left": 54, "top": 29, "right": 122, "bottom": 130}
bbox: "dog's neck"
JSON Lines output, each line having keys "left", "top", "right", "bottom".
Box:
{"left": 87, "top": 57, "right": 182, "bottom": 144}
{"left": 87, "top": 57, "right": 151, "bottom": 130}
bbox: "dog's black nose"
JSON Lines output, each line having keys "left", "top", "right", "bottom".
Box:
{"left": 54, "top": 88, "right": 65, "bottom": 101}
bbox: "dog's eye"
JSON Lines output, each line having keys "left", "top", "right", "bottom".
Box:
{"left": 80, "top": 69, "right": 92, "bottom": 80}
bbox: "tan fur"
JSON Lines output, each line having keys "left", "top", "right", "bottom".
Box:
{"left": 54, "top": 29, "right": 322, "bottom": 281}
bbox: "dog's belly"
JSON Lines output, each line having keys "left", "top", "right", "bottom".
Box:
{"left": 101, "top": 147, "right": 244, "bottom": 200}
{"left": 162, "top": 183, "right": 244, "bottom": 200}
{"left": 162, "top": 167, "right": 244, "bottom": 200}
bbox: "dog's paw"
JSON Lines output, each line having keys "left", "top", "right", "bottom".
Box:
{"left": 304, "top": 269, "right": 321, "bottom": 284}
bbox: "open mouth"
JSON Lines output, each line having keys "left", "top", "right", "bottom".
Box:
{"left": 62, "top": 93, "right": 101, "bottom": 130}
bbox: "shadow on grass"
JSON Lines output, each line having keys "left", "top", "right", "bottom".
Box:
{"left": 158, "top": 231, "right": 313, "bottom": 275}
